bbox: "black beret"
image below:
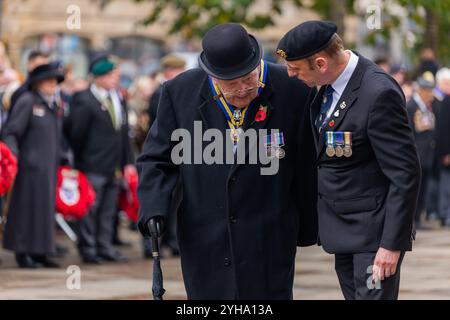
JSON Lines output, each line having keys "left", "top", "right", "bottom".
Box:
{"left": 276, "top": 20, "right": 338, "bottom": 61}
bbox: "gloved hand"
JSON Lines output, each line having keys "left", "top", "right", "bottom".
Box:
{"left": 138, "top": 215, "right": 165, "bottom": 238}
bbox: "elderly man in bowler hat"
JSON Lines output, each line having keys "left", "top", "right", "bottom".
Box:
{"left": 277, "top": 20, "right": 420, "bottom": 300}
{"left": 137, "top": 23, "right": 318, "bottom": 299}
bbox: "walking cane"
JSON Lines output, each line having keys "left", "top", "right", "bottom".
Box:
{"left": 148, "top": 218, "right": 165, "bottom": 300}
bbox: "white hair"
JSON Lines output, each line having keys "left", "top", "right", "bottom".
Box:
{"left": 436, "top": 68, "right": 450, "bottom": 85}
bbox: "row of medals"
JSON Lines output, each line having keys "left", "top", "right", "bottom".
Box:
{"left": 326, "top": 144, "right": 352, "bottom": 158}
{"left": 231, "top": 109, "right": 285, "bottom": 160}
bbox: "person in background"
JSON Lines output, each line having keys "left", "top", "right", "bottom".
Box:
{"left": 2, "top": 63, "right": 65, "bottom": 268}
{"left": 434, "top": 68, "right": 450, "bottom": 227}
{"left": 425, "top": 68, "right": 450, "bottom": 224}
{"left": 9, "top": 50, "right": 49, "bottom": 113}
{"left": 417, "top": 48, "right": 440, "bottom": 77}
{"left": 374, "top": 57, "right": 389, "bottom": 73}
{"left": 148, "top": 54, "right": 186, "bottom": 128}
{"left": 67, "top": 53, "right": 134, "bottom": 264}
{"left": 389, "top": 64, "right": 406, "bottom": 86}
{"left": 406, "top": 72, "right": 436, "bottom": 229}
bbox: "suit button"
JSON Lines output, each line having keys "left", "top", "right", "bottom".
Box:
{"left": 230, "top": 216, "right": 237, "bottom": 223}
{"left": 230, "top": 176, "right": 236, "bottom": 183}
{"left": 224, "top": 258, "right": 231, "bottom": 267}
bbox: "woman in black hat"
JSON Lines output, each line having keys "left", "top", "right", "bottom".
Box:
{"left": 2, "top": 63, "right": 65, "bottom": 268}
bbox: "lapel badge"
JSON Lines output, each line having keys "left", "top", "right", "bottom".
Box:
{"left": 334, "top": 110, "right": 340, "bottom": 118}
{"left": 339, "top": 101, "right": 347, "bottom": 110}
{"left": 328, "top": 120, "right": 335, "bottom": 127}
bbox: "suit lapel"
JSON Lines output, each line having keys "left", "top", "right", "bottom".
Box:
{"left": 316, "top": 53, "right": 367, "bottom": 160}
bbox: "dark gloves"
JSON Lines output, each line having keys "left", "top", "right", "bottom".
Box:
{"left": 138, "top": 215, "right": 165, "bottom": 238}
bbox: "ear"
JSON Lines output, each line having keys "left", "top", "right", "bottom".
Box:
{"left": 315, "top": 57, "right": 328, "bottom": 74}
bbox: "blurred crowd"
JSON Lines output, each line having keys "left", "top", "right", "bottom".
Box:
{"left": 375, "top": 48, "right": 450, "bottom": 230}
{"left": 0, "top": 40, "right": 449, "bottom": 269}
{"left": 0, "top": 43, "right": 186, "bottom": 268}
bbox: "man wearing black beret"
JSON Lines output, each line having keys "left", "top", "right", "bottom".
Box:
{"left": 277, "top": 20, "right": 421, "bottom": 300}
{"left": 137, "top": 23, "right": 318, "bottom": 299}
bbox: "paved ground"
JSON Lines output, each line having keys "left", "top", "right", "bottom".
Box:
{"left": 1, "top": 221, "right": 450, "bottom": 300}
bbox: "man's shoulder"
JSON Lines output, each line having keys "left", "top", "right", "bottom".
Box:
{"left": 72, "top": 87, "right": 96, "bottom": 103}
{"left": 358, "top": 56, "right": 403, "bottom": 98}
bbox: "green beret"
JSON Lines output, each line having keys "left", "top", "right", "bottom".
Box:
{"left": 91, "top": 58, "right": 116, "bottom": 76}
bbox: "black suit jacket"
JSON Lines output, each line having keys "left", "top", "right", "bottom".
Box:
{"left": 66, "top": 87, "right": 134, "bottom": 177}
{"left": 137, "top": 63, "right": 318, "bottom": 299}
{"left": 310, "top": 53, "right": 421, "bottom": 254}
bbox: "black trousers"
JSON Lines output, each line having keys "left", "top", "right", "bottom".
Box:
{"left": 77, "top": 174, "right": 119, "bottom": 257}
{"left": 334, "top": 251, "right": 405, "bottom": 300}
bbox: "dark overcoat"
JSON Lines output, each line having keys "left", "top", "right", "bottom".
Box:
{"left": 2, "top": 91, "right": 62, "bottom": 254}
{"left": 137, "top": 62, "right": 318, "bottom": 299}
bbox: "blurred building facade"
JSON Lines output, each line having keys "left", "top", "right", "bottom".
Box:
{"left": 0, "top": 0, "right": 413, "bottom": 81}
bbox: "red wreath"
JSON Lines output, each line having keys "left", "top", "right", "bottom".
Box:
{"left": 55, "top": 166, "right": 96, "bottom": 220}
{"left": 118, "top": 167, "right": 140, "bottom": 222}
{"left": 0, "top": 142, "right": 18, "bottom": 196}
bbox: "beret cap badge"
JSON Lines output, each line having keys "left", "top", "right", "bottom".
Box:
{"left": 276, "top": 49, "right": 287, "bottom": 59}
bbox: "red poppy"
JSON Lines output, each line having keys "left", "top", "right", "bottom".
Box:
{"left": 0, "top": 142, "right": 17, "bottom": 196}
{"left": 255, "top": 106, "right": 267, "bottom": 122}
{"left": 329, "top": 120, "right": 335, "bottom": 127}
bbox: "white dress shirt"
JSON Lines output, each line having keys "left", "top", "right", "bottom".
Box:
{"left": 325, "top": 50, "right": 359, "bottom": 120}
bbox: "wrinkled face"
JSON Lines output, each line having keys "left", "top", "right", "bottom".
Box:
{"left": 213, "top": 66, "right": 260, "bottom": 108}
{"left": 285, "top": 57, "right": 329, "bottom": 87}
{"left": 37, "top": 78, "right": 58, "bottom": 96}
{"left": 95, "top": 67, "right": 120, "bottom": 90}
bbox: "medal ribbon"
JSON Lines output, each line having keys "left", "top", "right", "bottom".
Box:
{"left": 344, "top": 132, "right": 352, "bottom": 147}
{"left": 326, "top": 131, "right": 334, "bottom": 146}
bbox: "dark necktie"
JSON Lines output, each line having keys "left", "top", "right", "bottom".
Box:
{"left": 316, "top": 85, "right": 334, "bottom": 132}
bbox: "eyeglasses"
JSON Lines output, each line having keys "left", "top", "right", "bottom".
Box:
{"left": 219, "top": 82, "right": 264, "bottom": 98}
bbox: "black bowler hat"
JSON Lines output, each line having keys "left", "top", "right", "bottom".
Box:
{"left": 28, "top": 63, "right": 64, "bottom": 87}
{"left": 276, "top": 20, "right": 338, "bottom": 61}
{"left": 199, "top": 23, "right": 262, "bottom": 80}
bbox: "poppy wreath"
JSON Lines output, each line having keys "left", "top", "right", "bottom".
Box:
{"left": 0, "top": 142, "right": 18, "bottom": 196}
{"left": 56, "top": 166, "right": 96, "bottom": 220}
{"left": 118, "top": 168, "right": 139, "bottom": 222}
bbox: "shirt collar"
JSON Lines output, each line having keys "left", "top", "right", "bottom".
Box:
{"left": 331, "top": 50, "right": 359, "bottom": 97}
{"left": 91, "top": 83, "right": 111, "bottom": 100}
